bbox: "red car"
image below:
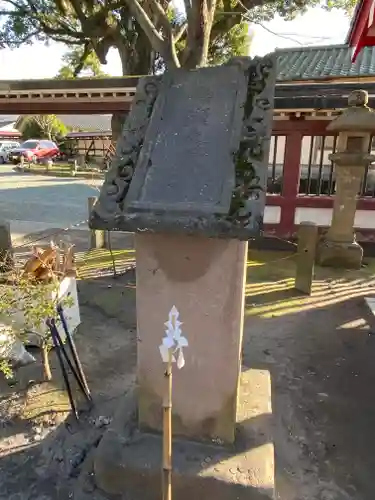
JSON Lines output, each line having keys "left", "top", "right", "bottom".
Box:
{"left": 9, "top": 139, "right": 59, "bottom": 164}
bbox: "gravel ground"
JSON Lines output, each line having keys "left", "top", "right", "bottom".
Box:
{"left": 0, "top": 240, "right": 375, "bottom": 499}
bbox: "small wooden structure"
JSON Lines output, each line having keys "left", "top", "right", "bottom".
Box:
{"left": 0, "top": 130, "right": 21, "bottom": 140}
{"left": 62, "top": 131, "right": 115, "bottom": 170}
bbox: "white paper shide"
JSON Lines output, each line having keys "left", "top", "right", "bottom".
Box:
{"left": 159, "top": 306, "right": 188, "bottom": 369}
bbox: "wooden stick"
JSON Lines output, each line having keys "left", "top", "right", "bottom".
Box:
{"left": 55, "top": 245, "right": 61, "bottom": 274}
{"left": 162, "top": 349, "right": 173, "bottom": 500}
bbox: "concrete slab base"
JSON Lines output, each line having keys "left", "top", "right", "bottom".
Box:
{"left": 94, "top": 369, "right": 274, "bottom": 499}
{"left": 317, "top": 239, "right": 363, "bottom": 269}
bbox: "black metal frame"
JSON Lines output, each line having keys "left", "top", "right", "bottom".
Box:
{"left": 46, "top": 307, "right": 93, "bottom": 420}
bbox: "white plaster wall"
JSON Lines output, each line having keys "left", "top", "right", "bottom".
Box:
{"left": 268, "top": 136, "right": 286, "bottom": 165}
{"left": 294, "top": 207, "right": 375, "bottom": 229}
{"left": 264, "top": 206, "right": 281, "bottom": 224}
{"left": 268, "top": 135, "right": 335, "bottom": 168}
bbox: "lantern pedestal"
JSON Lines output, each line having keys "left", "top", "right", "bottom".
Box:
{"left": 317, "top": 239, "right": 363, "bottom": 270}
{"left": 317, "top": 90, "right": 375, "bottom": 269}
{"left": 317, "top": 162, "right": 366, "bottom": 269}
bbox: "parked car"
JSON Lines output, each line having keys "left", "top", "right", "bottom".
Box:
{"left": 0, "top": 141, "right": 20, "bottom": 164}
{"left": 9, "top": 139, "right": 60, "bottom": 164}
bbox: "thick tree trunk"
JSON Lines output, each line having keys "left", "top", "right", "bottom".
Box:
{"left": 41, "top": 344, "right": 52, "bottom": 381}
{"left": 111, "top": 32, "right": 153, "bottom": 146}
{"left": 183, "top": 0, "right": 216, "bottom": 70}
{"left": 111, "top": 112, "right": 128, "bottom": 145}
{"left": 183, "top": 33, "right": 211, "bottom": 69}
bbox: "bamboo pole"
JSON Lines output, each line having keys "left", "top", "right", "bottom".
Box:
{"left": 162, "top": 349, "right": 173, "bottom": 500}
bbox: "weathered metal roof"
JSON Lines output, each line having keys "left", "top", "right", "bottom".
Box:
{"left": 276, "top": 43, "right": 375, "bottom": 81}
{"left": 57, "top": 114, "right": 112, "bottom": 132}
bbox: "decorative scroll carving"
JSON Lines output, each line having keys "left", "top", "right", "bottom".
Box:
{"left": 91, "top": 76, "right": 160, "bottom": 223}
{"left": 227, "top": 55, "right": 275, "bottom": 231}
{"left": 90, "top": 56, "right": 276, "bottom": 240}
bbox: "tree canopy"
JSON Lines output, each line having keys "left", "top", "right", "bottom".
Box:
{"left": 16, "top": 115, "right": 68, "bottom": 141}
{"left": 0, "top": 0, "right": 356, "bottom": 75}
{"left": 56, "top": 46, "right": 108, "bottom": 78}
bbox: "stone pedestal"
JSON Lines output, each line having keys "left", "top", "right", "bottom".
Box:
{"left": 89, "top": 58, "right": 277, "bottom": 499}
{"left": 317, "top": 239, "right": 363, "bottom": 269}
{"left": 136, "top": 233, "right": 247, "bottom": 444}
{"left": 318, "top": 164, "right": 365, "bottom": 269}
{"left": 95, "top": 368, "right": 274, "bottom": 500}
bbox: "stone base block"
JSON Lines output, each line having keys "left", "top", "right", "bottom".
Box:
{"left": 94, "top": 370, "right": 274, "bottom": 500}
{"left": 317, "top": 239, "right": 363, "bottom": 269}
{"left": 135, "top": 234, "right": 248, "bottom": 444}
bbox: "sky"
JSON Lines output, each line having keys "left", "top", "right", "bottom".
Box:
{"left": 0, "top": 7, "right": 351, "bottom": 80}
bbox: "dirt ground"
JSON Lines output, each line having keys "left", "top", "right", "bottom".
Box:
{"left": 1, "top": 229, "right": 375, "bottom": 500}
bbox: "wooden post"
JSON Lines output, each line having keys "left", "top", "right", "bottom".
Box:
{"left": 162, "top": 351, "right": 173, "bottom": 500}
{"left": 295, "top": 221, "right": 318, "bottom": 295}
{"left": 0, "top": 221, "right": 13, "bottom": 272}
{"left": 88, "top": 197, "right": 107, "bottom": 250}
{"left": 279, "top": 132, "right": 303, "bottom": 237}
{"left": 159, "top": 306, "right": 188, "bottom": 500}
{"left": 70, "top": 160, "right": 77, "bottom": 177}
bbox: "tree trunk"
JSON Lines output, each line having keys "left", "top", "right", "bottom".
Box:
{"left": 183, "top": 36, "right": 210, "bottom": 69}
{"left": 111, "top": 112, "right": 129, "bottom": 145}
{"left": 111, "top": 32, "right": 153, "bottom": 146}
{"left": 183, "top": 1, "right": 216, "bottom": 70}
{"left": 41, "top": 344, "right": 52, "bottom": 381}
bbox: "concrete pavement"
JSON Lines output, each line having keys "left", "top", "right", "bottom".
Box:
{"left": 0, "top": 166, "right": 102, "bottom": 242}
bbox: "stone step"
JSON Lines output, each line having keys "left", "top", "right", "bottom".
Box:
{"left": 365, "top": 297, "right": 375, "bottom": 316}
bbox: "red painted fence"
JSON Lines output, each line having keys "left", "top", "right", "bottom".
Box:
{"left": 264, "top": 119, "right": 375, "bottom": 242}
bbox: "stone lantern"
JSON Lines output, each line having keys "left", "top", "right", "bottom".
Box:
{"left": 317, "top": 90, "right": 375, "bottom": 269}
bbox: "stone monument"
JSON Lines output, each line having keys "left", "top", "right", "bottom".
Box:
{"left": 317, "top": 90, "right": 375, "bottom": 269}
{"left": 90, "top": 57, "right": 276, "bottom": 499}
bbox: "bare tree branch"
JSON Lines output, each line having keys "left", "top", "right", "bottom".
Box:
{"left": 125, "top": 0, "right": 163, "bottom": 47}
{"left": 73, "top": 42, "right": 91, "bottom": 75}
{"left": 145, "top": 0, "right": 182, "bottom": 64}
{"left": 93, "top": 36, "right": 114, "bottom": 64}
{"left": 145, "top": 0, "right": 171, "bottom": 34}
{"left": 18, "top": 0, "right": 87, "bottom": 41}
{"left": 17, "top": 30, "right": 40, "bottom": 43}
{"left": 210, "top": 5, "right": 242, "bottom": 44}
{"left": 125, "top": 0, "right": 180, "bottom": 68}
{"left": 67, "top": 0, "right": 87, "bottom": 23}
{"left": 174, "top": 22, "right": 187, "bottom": 43}
{"left": 183, "top": 0, "right": 192, "bottom": 23}
{"left": 0, "top": 0, "right": 27, "bottom": 10}
{"left": 181, "top": 0, "right": 217, "bottom": 68}
{"left": 211, "top": 0, "right": 289, "bottom": 42}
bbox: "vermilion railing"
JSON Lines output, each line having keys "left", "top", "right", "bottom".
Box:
{"left": 264, "top": 119, "right": 375, "bottom": 241}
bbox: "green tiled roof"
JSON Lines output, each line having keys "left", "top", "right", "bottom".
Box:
{"left": 276, "top": 44, "right": 375, "bottom": 81}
